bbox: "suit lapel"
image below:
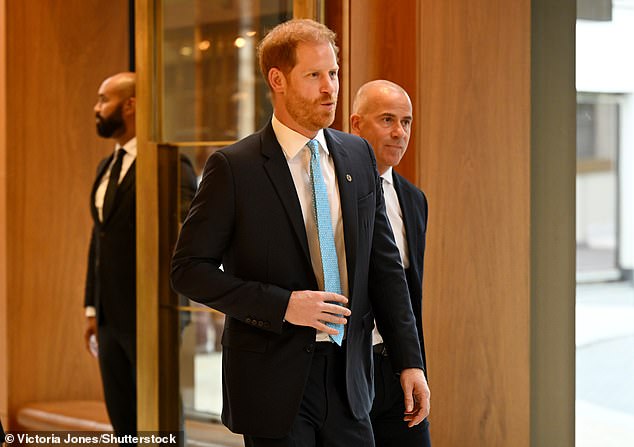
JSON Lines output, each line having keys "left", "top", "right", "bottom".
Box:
{"left": 325, "top": 129, "right": 358, "bottom": 295}
{"left": 260, "top": 123, "right": 312, "bottom": 265}
{"left": 90, "top": 155, "right": 113, "bottom": 226}
{"left": 393, "top": 172, "right": 418, "bottom": 268}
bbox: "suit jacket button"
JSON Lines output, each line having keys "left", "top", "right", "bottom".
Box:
{"left": 263, "top": 322, "right": 270, "bottom": 328}
{"left": 251, "top": 320, "right": 258, "bottom": 326}
{"left": 257, "top": 321, "right": 264, "bottom": 327}
{"left": 245, "top": 317, "right": 252, "bottom": 324}
{"left": 304, "top": 343, "right": 314, "bottom": 353}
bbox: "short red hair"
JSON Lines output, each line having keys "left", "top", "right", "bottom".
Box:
{"left": 257, "top": 19, "right": 338, "bottom": 90}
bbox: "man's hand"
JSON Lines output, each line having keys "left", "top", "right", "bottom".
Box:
{"left": 400, "top": 367, "right": 430, "bottom": 427}
{"left": 284, "top": 290, "right": 351, "bottom": 335}
{"left": 84, "top": 316, "right": 97, "bottom": 355}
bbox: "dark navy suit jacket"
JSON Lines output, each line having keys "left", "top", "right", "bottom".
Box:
{"left": 393, "top": 171, "right": 429, "bottom": 376}
{"left": 171, "top": 122, "right": 423, "bottom": 437}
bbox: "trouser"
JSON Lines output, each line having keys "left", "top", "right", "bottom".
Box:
{"left": 244, "top": 342, "right": 375, "bottom": 447}
{"left": 97, "top": 324, "right": 137, "bottom": 444}
{"left": 370, "top": 348, "right": 431, "bottom": 447}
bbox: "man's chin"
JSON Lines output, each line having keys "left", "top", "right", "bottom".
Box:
{"left": 316, "top": 113, "right": 335, "bottom": 130}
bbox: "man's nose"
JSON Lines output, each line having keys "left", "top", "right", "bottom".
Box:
{"left": 321, "top": 76, "right": 336, "bottom": 95}
{"left": 391, "top": 123, "right": 406, "bottom": 138}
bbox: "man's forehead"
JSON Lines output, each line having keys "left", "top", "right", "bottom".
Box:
{"left": 374, "top": 109, "right": 413, "bottom": 119}
{"left": 295, "top": 42, "right": 337, "bottom": 63}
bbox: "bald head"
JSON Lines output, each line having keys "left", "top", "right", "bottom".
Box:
{"left": 352, "top": 80, "right": 411, "bottom": 115}
{"left": 350, "top": 80, "right": 412, "bottom": 174}
{"left": 94, "top": 72, "right": 136, "bottom": 145}
{"left": 102, "top": 72, "right": 136, "bottom": 99}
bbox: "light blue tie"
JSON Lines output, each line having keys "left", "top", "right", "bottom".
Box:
{"left": 307, "top": 139, "right": 344, "bottom": 345}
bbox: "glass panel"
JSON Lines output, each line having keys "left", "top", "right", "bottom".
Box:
{"left": 161, "top": 0, "right": 293, "bottom": 142}
{"left": 576, "top": 2, "right": 634, "bottom": 445}
{"left": 179, "top": 306, "right": 225, "bottom": 418}
{"left": 576, "top": 94, "right": 620, "bottom": 279}
{"left": 176, "top": 145, "right": 228, "bottom": 421}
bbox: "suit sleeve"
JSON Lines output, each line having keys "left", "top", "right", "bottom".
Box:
{"left": 171, "top": 151, "right": 291, "bottom": 334}
{"left": 84, "top": 226, "right": 96, "bottom": 308}
{"left": 365, "top": 144, "right": 424, "bottom": 373}
{"left": 179, "top": 154, "right": 198, "bottom": 222}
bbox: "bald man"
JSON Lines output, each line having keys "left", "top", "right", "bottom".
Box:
{"left": 351, "top": 80, "right": 431, "bottom": 447}
{"left": 83, "top": 72, "right": 139, "bottom": 438}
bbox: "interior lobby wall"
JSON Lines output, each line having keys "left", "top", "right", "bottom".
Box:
{"left": 0, "top": 0, "right": 129, "bottom": 426}
{"left": 348, "top": 0, "right": 575, "bottom": 445}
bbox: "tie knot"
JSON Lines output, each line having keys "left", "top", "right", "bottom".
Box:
{"left": 116, "top": 148, "right": 126, "bottom": 160}
{"left": 307, "top": 139, "right": 319, "bottom": 158}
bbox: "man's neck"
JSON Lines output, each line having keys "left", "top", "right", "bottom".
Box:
{"left": 273, "top": 109, "right": 319, "bottom": 139}
{"left": 115, "top": 131, "right": 136, "bottom": 148}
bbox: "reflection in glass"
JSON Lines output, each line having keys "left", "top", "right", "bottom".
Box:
{"left": 179, "top": 306, "right": 225, "bottom": 418}
{"left": 176, "top": 146, "right": 226, "bottom": 420}
{"left": 166, "top": 1, "right": 295, "bottom": 422}
{"left": 162, "top": 0, "right": 293, "bottom": 142}
{"left": 576, "top": 94, "right": 621, "bottom": 278}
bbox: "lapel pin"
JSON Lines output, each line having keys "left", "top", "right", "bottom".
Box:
{"left": 346, "top": 174, "right": 352, "bottom": 182}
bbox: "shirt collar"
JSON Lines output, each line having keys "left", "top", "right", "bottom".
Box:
{"left": 380, "top": 167, "right": 394, "bottom": 185}
{"left": 115, "top": 136, "right": 137, "bottom": 158}
{"left": 272, "top": 114, "right": 329, "bottom": 160}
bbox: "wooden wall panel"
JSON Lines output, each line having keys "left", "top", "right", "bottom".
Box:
{"left": 0, "top": 0, "right": 8, "bottom": 424}
{"left": 1, "top": 0, "right": 129, "bottom": 426}
{"left": 530, "top": 1, "right": 576, "bottom": 444}
{"left": 418, "top": 1, "right": 531, "bottom": 445}
{"left": 349, "top": 0, "right": 417, "bottom": 183}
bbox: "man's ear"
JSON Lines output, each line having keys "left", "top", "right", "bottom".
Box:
{"left": 268, "top": 68, "right": 286, "bottom": 93}
{"left": 350, "top": 114, "right": 361, "bottom": 135}
{"left": 124, "top": 97, "right": 136, "bottom": 115}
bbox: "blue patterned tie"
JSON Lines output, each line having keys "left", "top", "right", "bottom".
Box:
{"left": 307, "top": 139, "right": 344, "bottom": 345}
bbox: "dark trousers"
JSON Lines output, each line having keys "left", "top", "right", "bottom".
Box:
{"left": 97, "top": 324, "right": 137, "bottom": 440}
{"left": 244, "top": 342, "right": 374, "bottom": 447}
{"left": 370, "top": 351, "right": 431, "bottom": 447}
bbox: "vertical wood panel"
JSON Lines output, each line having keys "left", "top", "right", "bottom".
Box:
{"left": 0, "top": 0, "right": 8, "bottom": 423}
{"left": 530, "top": 1, "right": 576, "bottom": 445}
{"left": 135, "top": 0, "right": 161, "bottom": 430}
{"left": 350, "top": 0, "right": 417, "bottom": 182}
{"left": 418, "top": 1, "right": 531, "bottom": 445}
{"left": 1, "top": 0, "right": 128, "bottom": 426}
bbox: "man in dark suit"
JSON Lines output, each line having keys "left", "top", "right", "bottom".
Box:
{"left": 171, "top": 19, "right": 429, "bottom": 447}
{"left": 350, "top": 80, "right": 431, "bottom": 447}
{"left": 83, "top": 73, "right": 197, "bottom": 439}
{"left": 83, "top": 72, "right": 138, "bottom": 439}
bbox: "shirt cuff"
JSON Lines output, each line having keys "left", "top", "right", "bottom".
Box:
{"left": 85, "top": 306, "right": 96, "bottom": 317}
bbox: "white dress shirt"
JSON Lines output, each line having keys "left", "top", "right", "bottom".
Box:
{"left": 95, "top": 137, "right": 137, "bottom": 222}
{"left": 272, "top": 115, "right": 349, "bottom": 342}
{"left": 373, "top": 167, "right": 410, "bottom": 345}
{"left": 381, "top": 168, "right": 410, "bottom": 269}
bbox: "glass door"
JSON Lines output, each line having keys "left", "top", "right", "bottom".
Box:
{"left": 135, "top": 1, "right": 322, "bottom": 443}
